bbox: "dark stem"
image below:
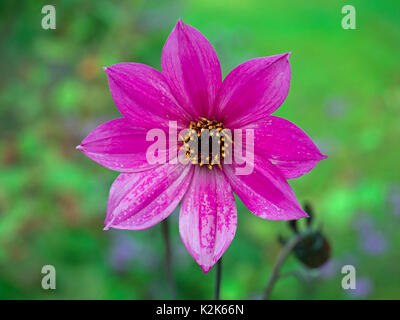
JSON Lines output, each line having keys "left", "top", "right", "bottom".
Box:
{"left": 161, "top": 218, "right": 176, "bottom": 299}
{"left": 263, "top": 232, "right": 308, "bottom": 300}
{"left": 214, "top": 258, "right": 222, "bottom": 300}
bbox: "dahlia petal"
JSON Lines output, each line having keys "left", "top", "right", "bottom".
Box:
{"left": 77, "top": 118, "right": 166, "bottom": 172}
{"left": 249, "top": 116, "right": 327, "bottom": 179}
{"left": 162, "top": 19, "right": 222, "bottom": 118}
{"left": 179, "top": 167, "right": 237, "bottom": 273}
{"left": 224, "top": 156, "right": 307, "bottom": 220}
{"left": 105, "top": 163, "right": 193, "bottom": 230}
{"left": 104, "top": 63, "right": 190, "bottom": 129}
{"left": 215, "top": 53, "right": 291, "bottom": 127}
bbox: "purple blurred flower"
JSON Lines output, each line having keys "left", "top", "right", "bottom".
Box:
{"left": 324, "top": 96, "right": 348, "bottom": 119}
{"left": 107, "top": 232, "right": 157, "bottom": 272}
{"left": 387, "top": 184, "right": 400, "bottom": 217}
{"left": 318, "top": 253, "right": 358, "bottom": 279}
{"left": 318, "top": 260, "right": 336, "bottom": 279}
{"left": 359, "top": 232, "right": 387, "bottom": 255}
{"left": 248, "top": 293, "right": 263, "bottom": 300}
{"left": 108, "top": 233, "right": 135, "bottom": 272}
{"left": 353, "top": 214, "right": 387, "bottom": 255}
{"left": 346, "top": 277, "right": 373, "bottom": 299}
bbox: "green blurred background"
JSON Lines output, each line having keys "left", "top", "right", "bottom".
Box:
{"left": 1, "top": 0, "right": 399, "bottom": 299}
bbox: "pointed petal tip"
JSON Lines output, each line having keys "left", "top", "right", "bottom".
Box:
{"left": 103, "top": 65, "right": 116, "bottom": 73}
{"left": 201, "top": 265, "right": 212, "bottom": 274}
{"left": 104, "top": 219, "right": 114, "bottom": 230}
{"left": 75, "top": 144, "right": 83, "bottom": 151}
{"left": 301, "top": 211, "right": 310, "bottom": 219}
{"left": 295, "top": 208, "right": 310, "bottom": 219}
{"left": 280, "top": 52, "right": 292, "bottom": 61}
{"left": 174, "top": 18, "right": 186, "bottom": 31}
{"left": 102, "top": 65, "right": 122, "bottom": 75}
{"left": 274, "top": 209, "right": 309, "bottom": 221}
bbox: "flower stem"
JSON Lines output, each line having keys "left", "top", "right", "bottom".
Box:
{"left": 214, "top": 258, "right": 222, "bottom": 300}
{"left": 263, "top": 232, "right": 306, "bottom": 300}
{"left": 161, "top": 218, "right": 176, "bottom": 299}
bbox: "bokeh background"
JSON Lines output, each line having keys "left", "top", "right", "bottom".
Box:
{"left": 1, "top": 0, "right": 399, "bottom": 299}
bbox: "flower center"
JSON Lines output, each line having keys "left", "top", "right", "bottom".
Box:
{"left": 182, "top": 118, "right": 231, "bottom": 170}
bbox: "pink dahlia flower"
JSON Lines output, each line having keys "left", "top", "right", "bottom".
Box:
{"left": 77, "top": 19, "right": 327, "bottom": 273}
